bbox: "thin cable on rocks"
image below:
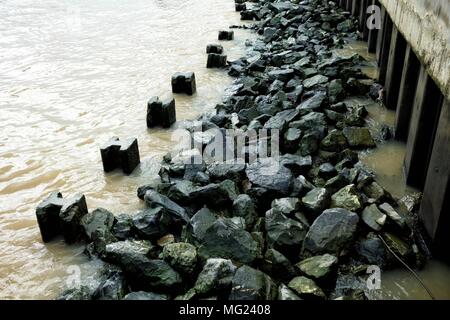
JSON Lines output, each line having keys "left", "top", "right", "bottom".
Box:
{"left": 377, "top": 234, "right": 436, "bottom": 300}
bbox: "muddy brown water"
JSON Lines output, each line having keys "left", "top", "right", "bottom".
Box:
{"left": 0, "top": 0, "right": 254, "bottom": 299}
{"left": 0, "top": 2, "right": 449, "bottom": 299}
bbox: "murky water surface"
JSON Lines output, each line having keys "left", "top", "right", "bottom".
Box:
{"left": 0, "top": 0, "right": 253, "bottom": 299}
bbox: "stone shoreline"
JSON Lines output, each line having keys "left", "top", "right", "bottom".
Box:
{"left": 47, "top": 0, "right": 430, "bottom": 300}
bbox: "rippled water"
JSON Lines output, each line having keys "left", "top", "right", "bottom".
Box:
{"left": 0, "top": 0, "right": 253, "bottom": 299}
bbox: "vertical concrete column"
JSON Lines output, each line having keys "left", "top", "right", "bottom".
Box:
{"left": 346, "top": 0, "right": 353, "bottom": 12}
{"left": 359, "top": 0, "right": 368, "bottom": 32}
{"left": 339, "top": 0, "right": 345, "bottom": 8}
{"left": 351, "top": 0, "right": 360, "bottom": 17}
{"left": 419, "top": 99, "right": 450, "bottom": 261}
{"left": 375, "top": 6, "right": 387, "bottom": 65}
{"left": 394, "top": 45, "right": 421, "bottom": 141}
{"left": 384, "top": 26, "right": 407, "bottom": 110}
{"left": 378, "top": 12, "right": 393, "bottom": 85}
{"left": 404, "top": 66, "right": 444, "bottom": 189}
{"left": 367, "top": 0, "right": 379, "bottom": 53}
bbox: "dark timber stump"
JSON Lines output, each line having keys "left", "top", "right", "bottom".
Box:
{"left": 378, "top": 11, "right": 393, "bottom": 85}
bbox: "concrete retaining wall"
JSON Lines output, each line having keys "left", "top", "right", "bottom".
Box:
{"left": 379, "top": 0, "right": 450, "bottom": 102}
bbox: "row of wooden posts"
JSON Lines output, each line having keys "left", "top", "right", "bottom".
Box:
{"left": 335, "top": 0, "right": 450, "bottom": 260}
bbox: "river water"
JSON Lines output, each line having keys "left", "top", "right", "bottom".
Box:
{"left": 0, "top": 0, "right": 254, "bottom": 299}
{"left": 1, "top": 1, "right": 449, "bottom": 300}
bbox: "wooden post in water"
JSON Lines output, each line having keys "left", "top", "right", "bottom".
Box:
{"left": 384, "top": 25, "right": 407, "bottom": 110}
{"left": 378, "top": 12, "right": 393, "bottom": 85}
{"left": 394, "top": 45, "right": 420, "bottom": 141}
{"left": 404, "top": 66, "right": 444, "bottom": 189}
{"left": 419, "top": 99, "right": 450, "bottom": 261}
{"left": 346, "top": 0, "right": 352, "bottom": 12}
{"left": 358, "top": 0, "right": 368, "bottom": 32}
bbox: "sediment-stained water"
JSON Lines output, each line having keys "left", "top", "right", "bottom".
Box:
{"left": 0, "top": 0, "right": 253, "bottom": 299}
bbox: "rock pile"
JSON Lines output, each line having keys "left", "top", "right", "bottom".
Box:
{"left": 50, "top": 0, "right": 429, "bottom": 301}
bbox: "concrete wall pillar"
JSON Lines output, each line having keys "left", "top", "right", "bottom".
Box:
{"left": 384, "top": 26, "right": 407, "bottom": 110}
{"left": 404, "top": 66, "right": 444, "bottom": 189}
{"left": 378, "top": 11, "right": 393, "bottom": 85}
{"left": 394, "top": 45, "right": 421, "bottom": 141}
{"left": 419, "top": 99, "right": 450, "bottom": 261}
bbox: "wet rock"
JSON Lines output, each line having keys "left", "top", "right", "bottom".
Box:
{"left": 261, "top": 248, "right": 298, "bottom": 282}
{"left": 192, "top": 171, "right": 210, "bottom": 185}
{"left": 167, "top": 180, "right": 194, "bottom": 205}
{"left": 268, "top": 69, "right": 295, "bottom": 82}
{"left": 288, "top": 276, "right": 326, "bottom": 300}
{"left": 302, "top": 188, "right": 330, "bottom": 215}
{"left": 343, "top": 127, "right": 376, "bottom": 148}
{"left": 265, "top": 208, "right": 307, "bottom": 257}
{"left": 264, "top": 108, "right": 300, "bottom": 132}
{"left": 132, "top": 207, "right": 171, "bottom": 240}
{"left": 379, "top": 203, "right": 406, "bottom": 229}
{"left": 283, "top": 128, "right": 302, "bottom": 153}
{"left": 292, "top": 112, "right": 327, "bottom": 133}
{"left": 58, "top": 194, "right": 88, "bottom": 243}
{"left": 324, "top": 174, "right": 349, "bottom": 194}
{"left": 190, "top": 180, "right": 238, "bottom": 208}
{"left": 137, "top": 184, "right": 155, "bottom": 200}
{"left": 206, "top": 44, "right": 223, "bottom": 54}
{"left": 235, "top": 3, "right": 246, "bottom": 12}
{"left": 207, "top": 161, "right": 246, "bottom": 182}
{"left": 280, "top": 154, "right": 312, "bottom": 176}
{"left": 297, "top": 92, "right": 326, "bottom": 111}
{"left": 278, "top": 284, "right": 301, "bottom": 300}
{"left": 263, "top": 27, "right": 278, "bottom": 42}
{"left": 207, "top": 53, "right": 228, "bottom": 68}
{"left": 36, "top": 192, "right": 65, "bottom": 242}
{"left": 357, "top": 236, "right": 389, "bottom": 268}
{"left": 80, "top": 207, "right": 115, "bottom": 241}
{"left": 337, "top": 19, "right": 354, "bottom": 33}
{"left": 362, "top": 204, "right": 386, "bottom": 232}
{"left": 218, "top": 30, "right": 234, "bottom": 41}
{"left": 198, "top": 218, "right": 259, "bottom": 265}
{"left": 328, "top": 79, "right": 345, "bottom": 103}
{"left": 331, "top": 184, "right": 362, "bottom": 212}
{"left": 382, "top": 232, "right": 413, "bottom": 262}
{"left": 161, "top": 242, "right": 198, "bottom": 275}
{"left": 144, "top": 189, "right": 190, "bottom": 224}
{"left": 57, "top": 286, "right": 92, "bottom": 300}
{"left": 296, "top": 254, "right": 338, "bottom": 282}
{"left": 363, "top": 181, "right": 389, "bottom": 203}
{"left": 187, "top": 207, "right": 216, "bottom": 243}
{"left": 369, "top": 83, "right": 384, "bottom": 101}
{"left": 171, "top": 72, "right": 196, "bottom": 95}
{"left": 123, "top": 291, "right": 169, "bottom": 300}
{"left": 112, "top": 214, "right": 133, "bottom": 240}
{"left": 232, "top": 194, "right": 257, "bottom": 230}
{"left": 105, "top": 240, "right": 155, "bottom": 266}
{"left": 299, "top": 133, "right": 319, "bottom": 156}
{"left": 100, "top": 137, "right": 141, "bottom": 175}
{"left": 303, "top": 75, "right": 329, "bottom": 89}
{"left": 93, "top": 271, "right": 127, "bottom": 300}
{"left": 271, "top": 197, "right": 301, "bottom": 217}
{"left": 194, "top": 258, "right": 237, "bottom": 297}
{"left": 147, "top": 96, "right": 176, "bottom": 128}
{"left": 245, "top": 158, "right": 294, "bottom": 197}
{"left": 318, "top": 163, "right": 337, "bottom": 180}
{"left": 303, "top": 208, "right": 359, "bottom": 255}
{"left": 320, "top": 129, "right": 348, "bottom": 152}
{"left": 229, "top": 265, "right": 277, "bottom": 300}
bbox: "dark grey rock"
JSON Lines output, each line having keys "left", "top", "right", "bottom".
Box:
{"left": 229, "top": 266, "right": 277, "bottom": 300}
{"left": 171, "top": 72, "right": 196, "bottom": 95}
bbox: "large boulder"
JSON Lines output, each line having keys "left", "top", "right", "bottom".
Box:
{"left": 278, "top": 284, "right": 301, "bottom": 300}
{"left": 197, "top": 218, "right": 260, "bottom": 265}
{"left": 186, "top": 207, "right": 216, "bottom": 243}
{"left": 303, "top": 208, "right": 359, "bottom": 255}
{"left": 246, "top": 158, "right": 294, "bottom": 197}
{"left": 194, "top": 258, "right": 237, "bottom": 297}
{"left": 190, "top": 180, "right": 238, "bottom": 208}
{"left": 161, "top": 242, "right": 198, "bottom": 275}
{"left": 207, "top": 162, "right": 246, "bottom": 182}
{"left": 296, "top": 254, "right": 338, "bottom": 282}
{"left": 343, "top": 127, "right": 376, "bottom": 148}
{"left": 265, "top": 208, "right": 307, "bottom": 257}
{"left": 232, "top": 194, "right": 257, "bottom": 230}
{"left": 92, "top": 271, "right": 127, "bottom": 300}
{"left": 229, "top": 266, "right": 277, "bottom": 300}
{"left": 144, "top": 190, "right": 189, "bottom": 224}
{"left": 302, "top": 188, "right": 330, "bottom": 215}
{"left": 80, "top": 208, "right": 115, "bottom": 241}
{"left": 261, "top": 249, "right": 298, "bottom": 282}
{"left": 288, "top": 276, "right": 326, "bottom": 300}
{"left": 362, "top": 204, "right": 386, "bottom": 232}
{"left": 131, "top": 207, "right": 172, "bottom": 241}
{"left": 330, "top": 185, "right": 362, "bottom": 212}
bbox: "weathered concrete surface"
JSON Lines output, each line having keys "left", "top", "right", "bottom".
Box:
{"left": 380, "top": 0, "right": 450, "bottom": 102}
